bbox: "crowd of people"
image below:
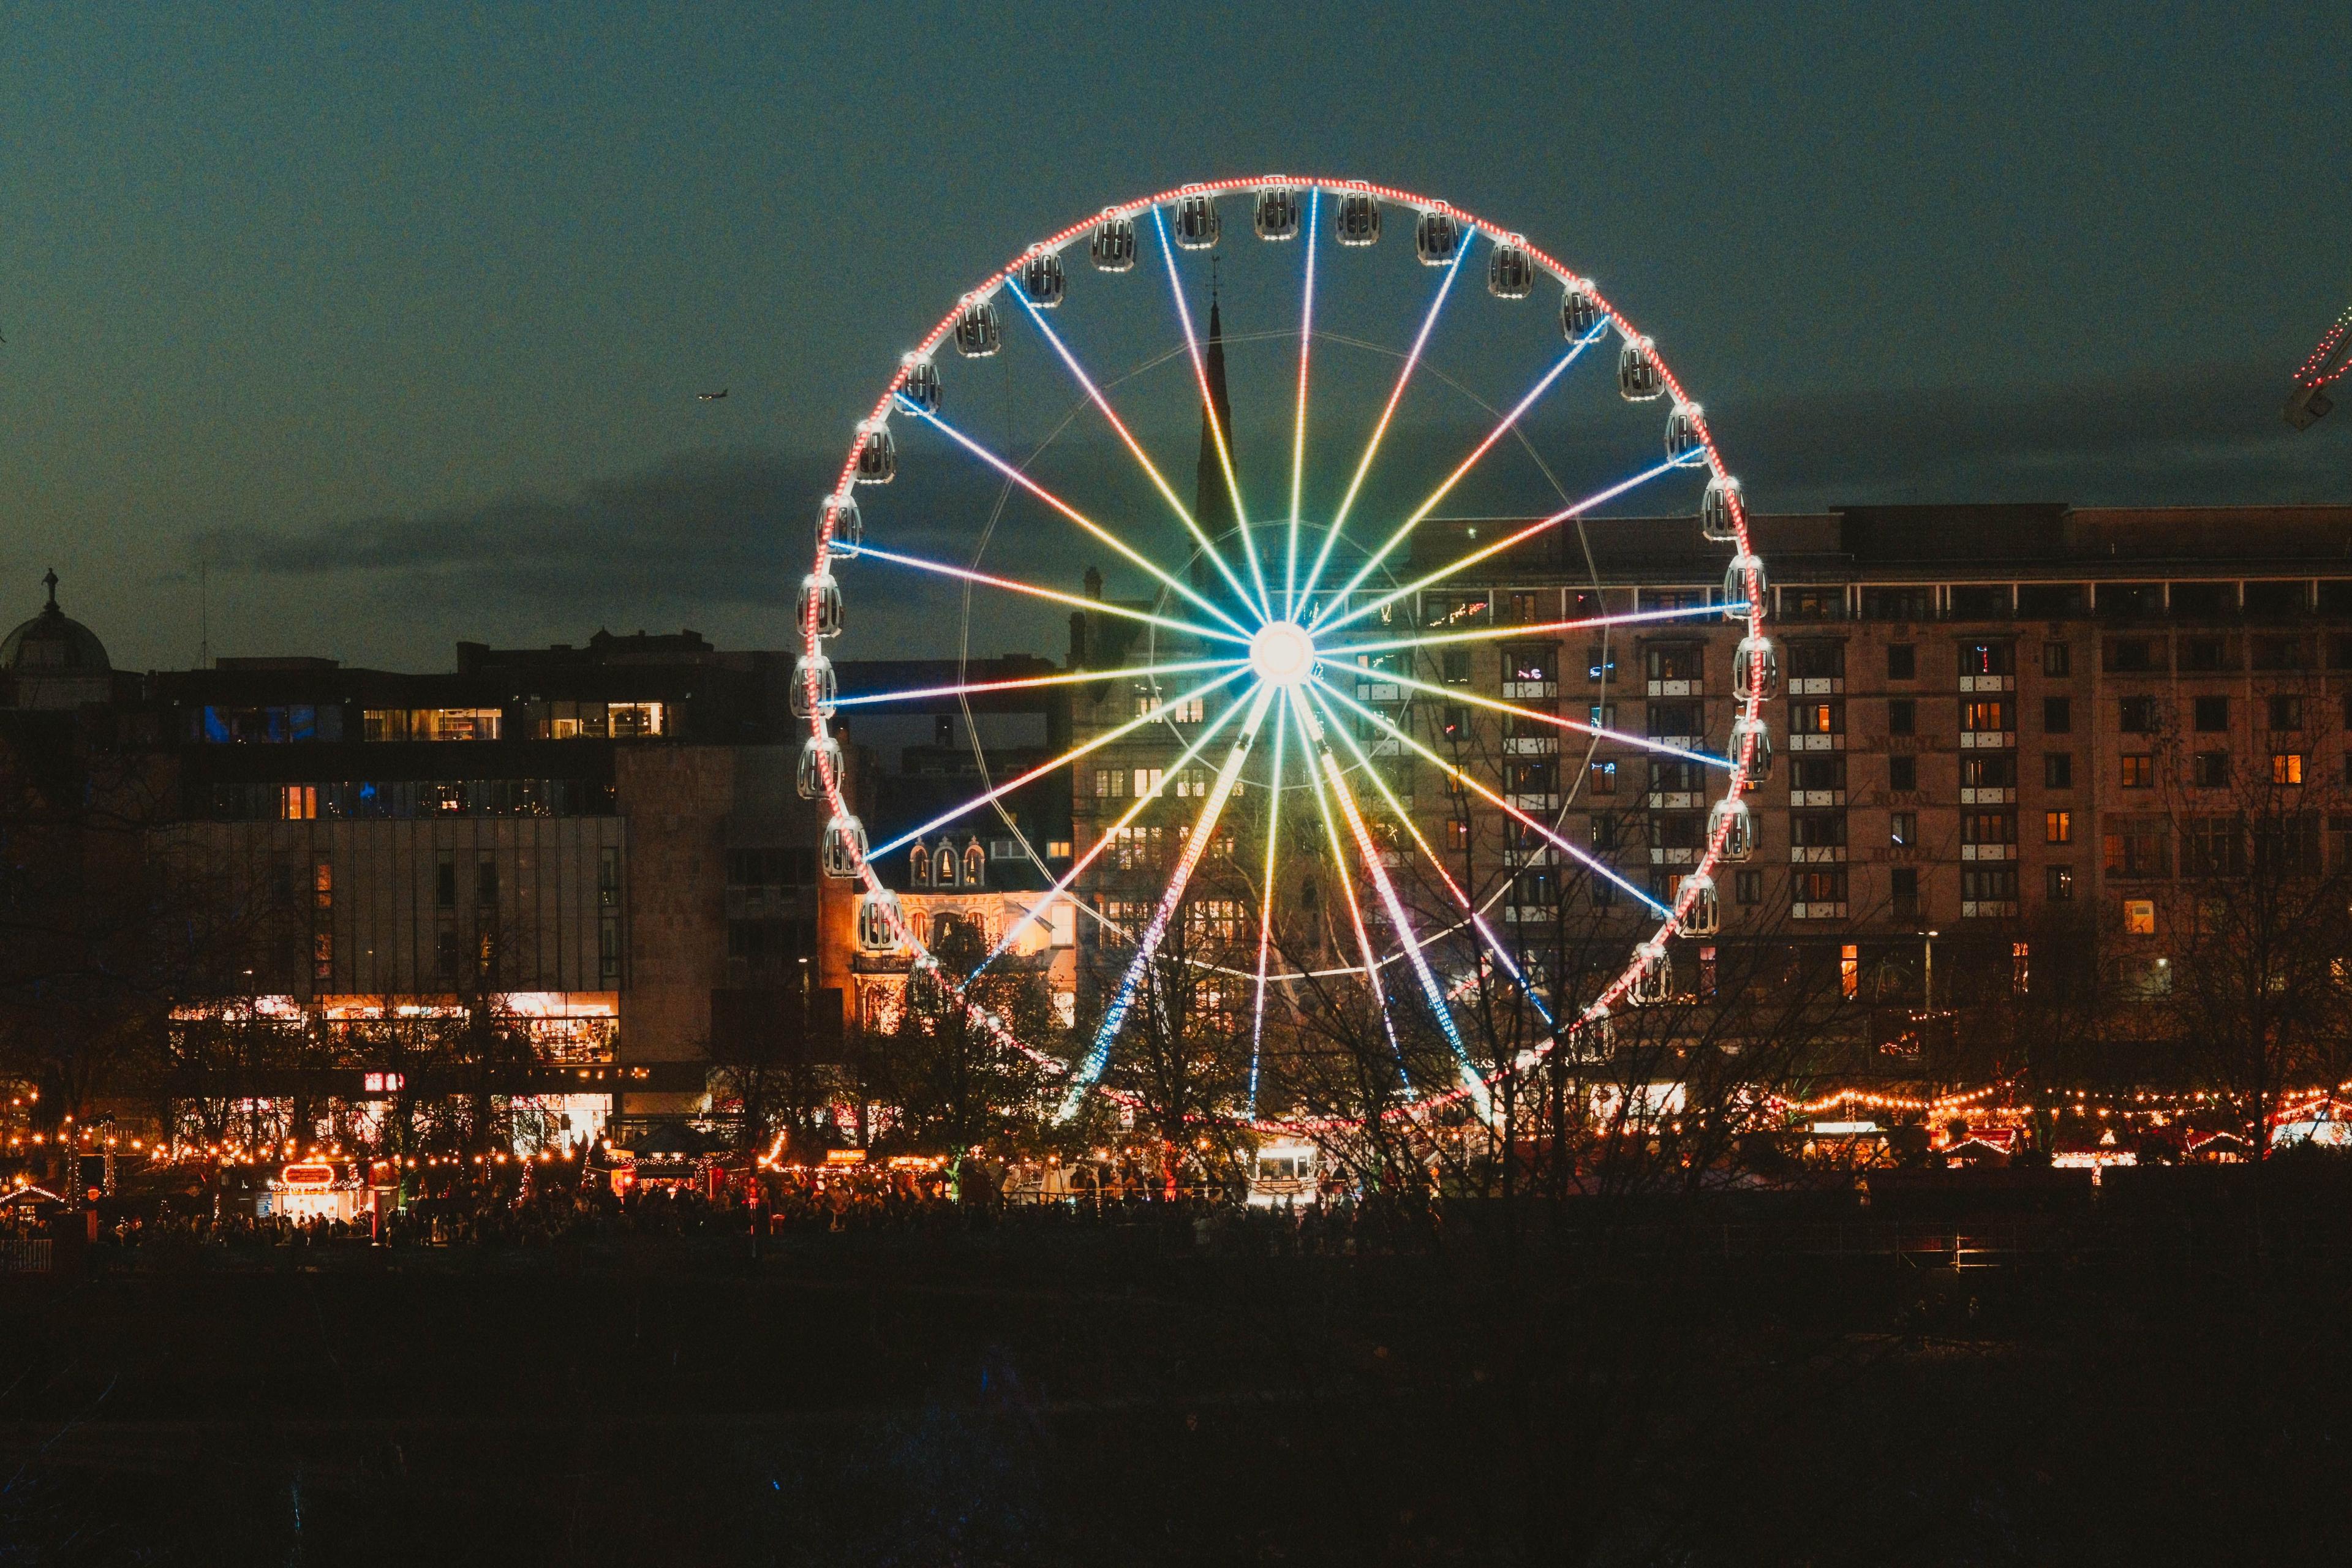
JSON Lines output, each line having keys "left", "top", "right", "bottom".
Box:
{"left": 69, "top": 1152, "right": 1408, "bottom": 1260}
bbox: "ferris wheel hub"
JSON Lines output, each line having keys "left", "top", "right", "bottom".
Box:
{"left": 1249, "top": 621, "right": 1317, "bottom": 688}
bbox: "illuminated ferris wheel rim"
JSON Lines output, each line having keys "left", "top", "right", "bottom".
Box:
{"left": 799, "top": 174, "right": 1768, "bottom": 1131}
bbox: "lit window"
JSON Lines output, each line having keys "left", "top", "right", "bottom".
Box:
{"left": 2120, "top": 754, "right": 2155, "bottom": 789}
{"left": 1132, "top": 768, "right": 1164, "bottom": 797}
{"left": 368, "top": 707, "right": 504, "bottom": 741}
{"left": 2124, "top": 899, "right": 2156, "bottom": 936}
{"left": 1840, "top": 944, "right": 1858, "bottom": 1000}
{"left": 2274, "top": 752, "right": 2306, "bottom": 786}
{"left": 606, "top": 703, "right": 665, "bottom": 739}
{"left": 2046, "top": 810, "right": 2072, "bottom": 844}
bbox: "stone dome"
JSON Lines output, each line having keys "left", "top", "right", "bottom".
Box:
{"left": 0, "top": 570, "right": 110, "bottom": 676}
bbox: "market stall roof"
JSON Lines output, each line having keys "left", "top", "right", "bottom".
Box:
{"left": 630, "top": 1123, "right": 715, "bottom": 1158}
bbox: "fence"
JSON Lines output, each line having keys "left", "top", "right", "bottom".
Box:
{"left": 0, "top": 1238, "right": 53, "bottom": 1275}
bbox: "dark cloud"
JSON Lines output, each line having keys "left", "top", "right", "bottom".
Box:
{"left": 191, "top": 358, "right": 2349, "bottom": 661}
{"left": 1691, "top": 358, "right": 2350, "bottom": 512}
{"left": 192, "top": 447, "right": 832, "bottom": 609}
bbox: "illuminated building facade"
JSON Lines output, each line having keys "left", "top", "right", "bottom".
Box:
{"left": 834, "top": 657, "right": 1079, "bottom": 1033}
{"left": 1074, "top": 503, "right": 2352, "bottom": 1022}
{"left": 138, "top": 629, "right": 853, "bottom": 1132}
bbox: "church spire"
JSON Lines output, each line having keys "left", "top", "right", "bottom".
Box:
{"left": 1191, "top": 270, "right": 1235, "bottom": 591}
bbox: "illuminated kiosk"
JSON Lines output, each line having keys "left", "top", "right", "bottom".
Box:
{"left": 800, "top": 176, "right": 1769, "bottom": 1134}
{"left": 258, "top": 1161, "right": 381, "bottom": 1224}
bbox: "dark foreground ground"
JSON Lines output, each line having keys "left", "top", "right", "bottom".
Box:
{"left": 2, "top": 1191, "right": 2349, "bottom": 1566}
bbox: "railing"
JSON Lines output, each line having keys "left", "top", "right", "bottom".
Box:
{"left": 0, "top": 1238, "right": 50, "bottom": 1274}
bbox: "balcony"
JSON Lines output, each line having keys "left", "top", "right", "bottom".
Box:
{"left": 1959, "top": 786, "right": 2017, "bottom": 804}
{"left": 1503, "top": 905, "right": 1558, "bottom": 924}
{"left": 1958, "top": 674, "right": 2015, "bottom": 693}
{"left": 1354, "top": 680, "right": 1400, "bottom": 702}
{"left": 1961, "top": 899, "right": 2019, "bottom": 918}
{"left": 1646, "top": 677, "right": 1701, "bottom": 698}
{"left": 1790, "top": 901, "right": 1849, "bottom": 920}
{"left": 1645, "top": 790, "right": 1702, "bottom": 810}
{"left": 1503, "top": 736, "right": 1559, "bottom": 756}
{"left": 1960, "top": 843, "right": 2017, "bottom": 861}
{"left": 1789, "top": 733, "right": 1844, "bottom": 752}
{"left": 1506, "top": 793, "right": 1560, "bottom": 812}
{"left": 1502, "top": 679, "right": 1558, "bottom": 699}
{"left": 1789, "top": 676, "right": 1844, "bottom": 696}
{"left": 1790, "top": 788, "right": 1847, "bottom": 807}
{"left": 1367, "top": 737, "right": 1403, "bottom": 756}
{"left": 1649, "top": 846, "right": 1698, "bottom": 866}
{"left": 1790, "top": 845, "right": 1848, "bottom": 864}
{"left": 1959, "top": 731, "right": 2016, "bottom": 750}
{"left": 1649, "top": 733, "right": 1702, "bottom": 752}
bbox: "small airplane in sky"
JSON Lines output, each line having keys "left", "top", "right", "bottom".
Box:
{"left": 696, "top": 388, "right": 728, "bottom": 401}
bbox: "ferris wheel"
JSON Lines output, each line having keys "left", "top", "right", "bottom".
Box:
{"left": 794, "top": 176, "right": 1771, "bottom": 1128}
{"left": 2285, "top": 298, "right": 2351, "bottom": 429}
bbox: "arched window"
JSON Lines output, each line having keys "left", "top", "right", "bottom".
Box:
{"left": 932, "top": 839, "right": 956, "bottom": 886}
{"left": 964, "top": 842, "right": 987, "bottom": 886}
{"left": 910, "top": 911, "right": 930, "bottom": 943}
{"left": 908, "top": 843, "right": 930, "bottom": 885}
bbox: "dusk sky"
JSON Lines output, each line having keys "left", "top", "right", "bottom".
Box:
{"left": 5, "top": 3, "right": 2350, "bottom": 672}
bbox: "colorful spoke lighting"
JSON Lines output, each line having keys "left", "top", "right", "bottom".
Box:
{"left": 805, "top": 175, "right": 1767, "bottom": 1134}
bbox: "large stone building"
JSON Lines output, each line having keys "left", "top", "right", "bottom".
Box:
{"left": 1068, "top": 502, "right": 2352, "bottom": 1033}
{"left": 2, "top": 598, "right": 857, "bottom": 1139}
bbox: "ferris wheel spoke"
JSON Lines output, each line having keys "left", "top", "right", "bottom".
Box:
{"left": 835, "top": 656, "right": 1246, "bottom": 709}
{"left": 1297, "top": 692, "right": 1490, "bottom": 1116}
{"left": 1309, "top": 676, "right": 1670, "bottom": 917}
{"left": 1283, "top": 190, "right": 1322, "bottom": 624}
{"left": 868, "top": 666, "right": 1254, "bottom": 859}
{"left": 1295, "top": 232, "right": 1476, "bottom": 620}
{"left": 1057, "top": 684, "right": 1280, "bottom": 1123}
{"left": 1308, "top": 325, "right": 1607, "bottom": 631}
{"left": 1317, "top": 452, "right": 1687, "bottom": 637}
{"left": 1351, "top": 662, "right": 1734, "bottom": 771}
{"left": 1319, "top": 600, "right": 1728, "bottom": 662}
{"left": 1287, "top": 692, "right": 1411, "bottom": 1095}
{"left": 849, "top": 544, "right": 1253, "bottom": 647}
{"left": 1302, "top": 683, "right": 1553, "bottom": 1030}
{"left": 1005, "top": 287, "right": 1268, "bottom": 628}
{"left": 1150, "top": 206, "right": 1274, "bottom": 622}
{"left": 892, "top": 399, "right": 1257, "bottom": 640}
{"left": 1245, "top": 688, "right": 1292, "bottom": 1118}
{"left": 970, "top": 691, "right": 1254, "bottom": 978}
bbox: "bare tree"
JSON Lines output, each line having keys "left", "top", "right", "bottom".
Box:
{"left": 2144, "top": 693, "right": 2352, "bottom": 1161}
